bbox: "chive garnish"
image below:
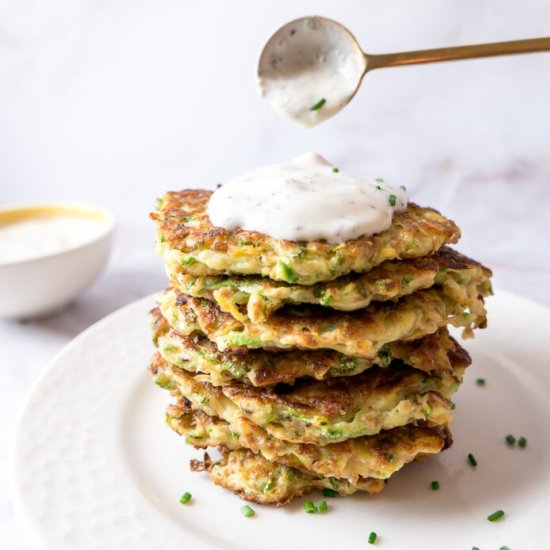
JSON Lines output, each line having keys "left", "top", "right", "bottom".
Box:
{"left": 304, "top": 501, "right": 316, "bottom": 514}
{"left": 323, "top": 488, "right": 338, "bottom": 498}
{"left": 431, "top": 480, "right": 440, "bottom": 490}
{"left": 332, "top": 167, "right": 339, "bottom": 173}
{"left": 310, "top": 98, "right": 326, "bottom": 111}
{"left": 505, "top": 434, "right": 516, "bottom": 446}
{"left": 487, "top": 509, "right": 505, "bottom": 522}
{"left": 317, "top": 501, "right": 328, "bottom": 513}
{"left": 518, "top": 436, "right": 527, "bottom": 448}
{"left": 279, "top": 260, "right": 299, "bottom": 283}
{"left": 240, "top": 505, "right": 255, "bottom": 518}
{"left": 179, "top": 491, "right": 192, "bottom": 505}
{"left": 499, "top": 546, "right": 511, "bottom": 550}
{"left": 388, "top": 194, "right": 397, "bottom": 207}
{"left": 376, "top": 185, "right": 382, "bottom": 190}
{"left": 476, "top": 378, "right": 486, "bottom": 386}
{"left": 467, "top": 453, "right": 478, "bottom": 467}
{"left": 375, "top": 178, "right": 384, "bottom": 182}
{"left": 368, "top": 531, "right": 377, "bottom": 544}
{"left": 472, "top": 547, "right": 480, "bottom": 550}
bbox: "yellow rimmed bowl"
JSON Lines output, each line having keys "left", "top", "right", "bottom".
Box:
{"left": 0, "top": 202, "right": 115, "bottom": 319}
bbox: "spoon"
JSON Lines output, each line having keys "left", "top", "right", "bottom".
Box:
{"left": 258, "top": 16, "right": 550, "bottom": 127}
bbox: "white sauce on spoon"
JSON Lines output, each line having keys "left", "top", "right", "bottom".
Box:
{"left": 258, "top": 17, "right": 366, "bottom": 127}
{"left": 0, "top": 215, "right": 108, "bottom": 264}
{"left": 208, "top": 152, "right": 408, "bottom": 243}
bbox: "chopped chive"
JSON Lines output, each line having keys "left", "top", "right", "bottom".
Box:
{"left": 476, "top": 378, "right": 486, "bottom": 386}
{"left": 323, "top": 488, "right": 338, "bottom": 498}
{"left": 518, "top": 436, "right": 527, "bottom": 448}
{"left": 388, "top": 194, "right": 397, "bottom": 207}
{"left": 467, "top": 453, "right": 478, "bottom": 467}
{"left": 368, "top": 531, "right": 377, "bottom": 544}
{"left": 431, "top": 480, "right": 440, "bottom": 490}
{"left": 505, "top": 434, "right": 516, "bottom": 446}
{"left": 332, "top": 167, "right": 339, "bottom": 173}
{"left": 240, "top": 505, "right": 255, "bottom": 518}
{"left": 310, "top": 98, "right": 326, "bottom": 111}
{"left": 487, "top": 509, "right": 505, "bottom": 522}
{"left": 499, "top": 546, "right": 511, "bottom": 550}
{"left": 472, "top": 547, "right": 480, "bottom": 550}
{"left": 375, "top": 178, "right": 384, "bottom": 182}
{"left": 304, "top": 501, "right": 316, "bottom": 514}
{"left": 376, "top": 185, "right": 382, "bottom": 190}
{"left": 179, "top": 491, "right": 192, "bottom": 505}
{"left": 278, "top": 260, "right": 299, "bottom": 283}
{"left": 317, "top": 501, "right": 328, "bottom": 513}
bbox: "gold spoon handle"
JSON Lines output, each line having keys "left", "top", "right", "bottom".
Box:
{"left": 366, "top": 37, "right": 550, "bottom": 71}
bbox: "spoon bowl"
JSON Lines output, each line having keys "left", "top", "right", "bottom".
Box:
{"left": 258, "top": 16, "right": 366, "bottom": 127}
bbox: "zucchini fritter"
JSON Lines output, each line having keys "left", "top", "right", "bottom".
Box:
{"left": 168, "top": 247, "right": 492, "bottom": 323}
{"left": 152, "top": 307, "right": 469, "bottom": 386}
{"left": 157, "top": 285, "right": 487, "bottom": 358}
{"left": 151, "top": 353, "right": 461, "bottom": 444}
{"left": 191, "top": 448, "right": 386, "bottom": 505}
{"left": 167, "top": 398, "right": 450, "bottom": 482}
{"left": 152, "top": 190, "right": 460, "bottom": 285}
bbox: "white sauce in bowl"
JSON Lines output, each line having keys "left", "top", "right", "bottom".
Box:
{"left": 0, "top": 215, "right": 109, "bottom": 264}
{"left": 208, "top": 152, "right": 408, "bottom": 243}
{"left": 258, "top": 17, "right": 366, "bottom": 127}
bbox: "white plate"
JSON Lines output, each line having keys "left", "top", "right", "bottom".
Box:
{"left": 11, "top": 291, "right": 550, "bottom": 550}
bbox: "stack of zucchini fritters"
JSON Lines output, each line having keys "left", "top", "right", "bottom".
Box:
{"left": 149, "top": 190, "right": 492, "bottom": 505}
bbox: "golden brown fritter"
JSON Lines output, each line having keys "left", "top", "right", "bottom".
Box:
{"left": 152, "top": 307, "right": 469, "bottom": 386}
{"left": 168, "top": 246, "right": 492, "bottom": 323}
{"left": 167, "top": 398, "right": 450, "bottom": 482}
{"left": 151, "top": 353, "right": 460, "bottom": 444}
{"left": 156, "top": 285, "right": 487, "bottom": 358}
{"left": 191, "top": 447, "right": 386, "bottom": 505}
{"left": 152, "top": 190, "right": 460, "bottom": 285}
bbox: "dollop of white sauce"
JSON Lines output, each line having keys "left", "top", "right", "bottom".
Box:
{"left": 258, "top": 17, "right": 367, "bottom": 127}
{"left": 208, "top": 152, "right": 408, "bottom": 243}
{"left": 0, "top": 215, "right": 108, "bottom": 264}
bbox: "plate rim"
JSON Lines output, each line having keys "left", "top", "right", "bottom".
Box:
{"left": 9, "top": 294, "right": 155, "bottom": 550}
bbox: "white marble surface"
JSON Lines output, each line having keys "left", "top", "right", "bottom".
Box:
{"left": 1, "top": 1, "right": 549, "bottom": 548}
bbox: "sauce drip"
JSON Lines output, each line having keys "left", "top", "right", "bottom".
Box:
{"left": 208, "top": 152, "right": 408, "bottom": 243}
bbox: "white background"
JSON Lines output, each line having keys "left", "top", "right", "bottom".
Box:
{"left": 1, "top": 1, "right": 549, "bottom": 548}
